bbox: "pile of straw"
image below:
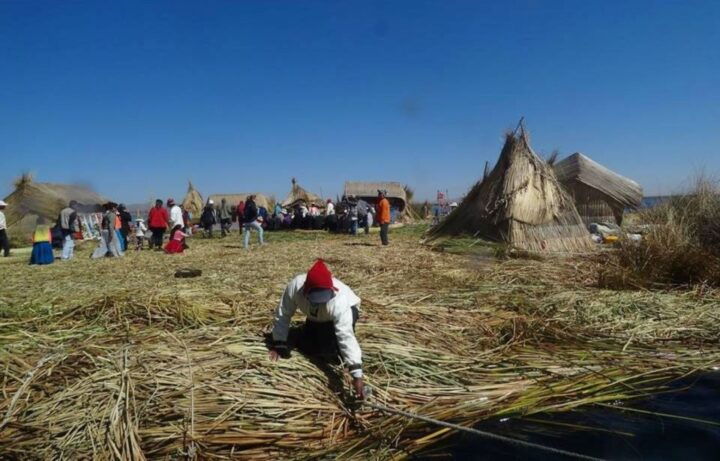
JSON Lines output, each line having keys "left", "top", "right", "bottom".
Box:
{"left": 1, "top": 226, "right": 718, "bottom": 458}
{"left": 181, "top": 181, "right": 204, "bottom": 219}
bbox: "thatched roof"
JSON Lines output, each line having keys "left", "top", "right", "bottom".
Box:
{"left": 282, "top": 178, "right": 323, "bottom": 208}
{"left": 2, "top": 174, "right": 107, "bottom": 228}
{"left": 343, "top": 182, "right": 407, "bottom": 211}
{"left": 181, "top": 181, "right": 204, "bottom": 217}
{"left": 553, "top": 153, "right": 643, "bottom": 225}
{"left": 427, "top": 126, "right": 593, "bottom": 253}
{"left": 207, "top": 193, "right": 272, "bottom": 211}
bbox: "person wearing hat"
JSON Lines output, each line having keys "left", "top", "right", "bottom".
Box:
{"left": 269, "top": 259, "right": 365, "bottom": 398}
{"left": 376, "top": 190, "right": 391, "bottom": 246}
{"left": 134, "top": 218, "right": 147, "bottom": 250}
{"left": 58, "top": 200, "right": 79, "bottom": 260}
{"left": 147, "top": 199, "right": 169, "bottom": 250}
{"left": 0, "top": 200, "right": 10, "bottom": 257}
{"left": 167, "top": 198, "right": 183, "bottom": 231}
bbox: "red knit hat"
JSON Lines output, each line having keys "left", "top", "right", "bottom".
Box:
{"left": 303, "top": 259, "right": 337, "bottom": 295}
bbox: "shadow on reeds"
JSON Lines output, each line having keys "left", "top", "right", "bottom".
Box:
{"left": 263, "top": 327, "right": 352, "bottom": 403}
{"left": 343, "top": 242, "right": 376, "bottom": 247}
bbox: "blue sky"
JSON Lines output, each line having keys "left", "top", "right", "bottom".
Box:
{"left": 1, "top": 0, "right": 718, "bottom": 203}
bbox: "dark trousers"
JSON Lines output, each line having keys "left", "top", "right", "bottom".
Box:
{"left": 203, "top": 224, "right": 213, "bottom": 238}
{"left": 120, "top": 228, "right": 129, "bottom": 250}
{"left": 220, "top": 218, "right": 231, "bottom": 236}
{"left": 302, "top": 306, "right": 359, "bottom": 355}
{"left": 380, "top": 223, "right": 389, "bottom": 245}
{"left": 149, "top": 227, "right": 165, "bottom": 249}
{"left": 0, "top": 229, "right": 9, "bottom": 257}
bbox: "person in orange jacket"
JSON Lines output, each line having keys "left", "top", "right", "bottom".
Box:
{"left": 375, "top": 189, "right": 391, "bottom": 246}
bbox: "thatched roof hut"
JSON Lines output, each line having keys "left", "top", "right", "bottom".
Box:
{"left": 207, "top": 193, "right": 272, "bottom": 211}
{"left": 282, "top": 178, "right": 323, "bottom": 208}
{"left": 553, "top": 153, "right": 643, "bottom": 225}
{"left": 181, "top": 181, "right": 204, "bottom": 218}
{"left": 343, "top": 182, "right": 408, "bottom": 211}
{"left": 427, "top": 126, "right": 592, "bottom": 253}
{"left": 2, "top": 174, "right": 106, "bottom": 228}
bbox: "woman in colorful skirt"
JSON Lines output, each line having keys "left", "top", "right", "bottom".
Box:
{"left": 30, "top": 217, "right": 54, "bottom": 265}
{"left": 164, "top": 224, "right": 188, "bottom": 254}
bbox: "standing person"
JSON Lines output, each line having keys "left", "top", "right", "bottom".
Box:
{"left": 168, "top": 198, "right": 183, "bottom": 230}
{"left": 366, "top": 205, "right": 374, "bottom": 234}
{"left": 164, "top": 224, "right": 189, "bottom": 254}
{"left": 92, "top": 202, "right": 124, "bottom": 258}
{"left": 30, "top": 217, "right": 54, "bottom": 265}
{"left": 58, "top": 200, "right": 79, "bottom": 260}
{"left": 347, "top": 196, "right": 359, "bottom": 236}
{"left": 356, "top": 198, "right": 370, "bottom": 234}
{"left": 269, "top": 259, "right": 365, "bottom": 399}
{"left": 147, "top": 199, "right": 169, "bottom": 250}
{"left": 182, "top": 207, "right": 192, "bottom": 235}
{"left": 274, "top": 202, "right": 283, "bottom": 218}
{"left": 242, "top": 195, "right": 264, "bottom": 249}
{"left": 325, "top": 199, "right": 335, "bottom": 216}
{"left": 376, "top": 190, "right": 391, "bottom": 246}
{"left": 200, "top": 201, "right": 217, "bottom": 238}
{"left": 134, "top": 218, "right": 147, "bottom": 250}
{"left": 117, "top": 204, "right": 132, "bottom": 251}
{"left": 235, "top": 199, "right": 246, "bottom": 235}
{"left": 0, "top": 200, "right": 9, "bottom": 257}
{"left": 219, "top": 198, "right": 232, "bottom": 237}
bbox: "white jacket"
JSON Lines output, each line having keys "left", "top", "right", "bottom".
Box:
{"left": 169, "top": 205, "right": 184, "bottom": 229}
{"left": 272, "top": 274, "right": 363, "bottom": 377}
{"left": 0, "top": 210, "right": 6, "bottom": 230}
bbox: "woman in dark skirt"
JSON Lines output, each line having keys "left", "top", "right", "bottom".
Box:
{"left": 30, "top": 217, "right": 54, "bottom": 265}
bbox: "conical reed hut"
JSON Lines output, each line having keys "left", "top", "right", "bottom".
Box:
{"left": 427, "top": 124, "right": 593, "bottom": 253}
{"left": 181, "top": 181, "right": 204, "bottom": 219}
{"left": 281, "top": 178, "right": 324, "bottom": 208}
{"left": 553, "top": 153, "right": 643, "bottom": 225}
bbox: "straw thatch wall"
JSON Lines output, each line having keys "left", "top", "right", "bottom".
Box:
{"left": 3, "top": 174, "right": 106, "bottom": 228}
{"left": 207, "top": 193, "right": 272, "bottom": 211}
{"left": 181, "top": 181, "right": 204, "bottom": 218}
{"left": 427, "top": 127, "right": 593, "bottom": 253}
{"left": 281, "top": 178, "right": 323, "bottom": 208}
{"left": 343, "top": 181, "right": 407, "bottom": 211}
{"left": 554, "top": 153, "right": 643, "bottom": 225}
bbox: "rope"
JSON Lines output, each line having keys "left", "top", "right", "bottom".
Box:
{"left": 362, "top": 398, "right": 606, "bottom": 461}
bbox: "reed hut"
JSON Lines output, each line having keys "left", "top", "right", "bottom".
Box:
{"left": 427, "top": 126, "right": 593, "bottom": 253}
{"left": 281, "top": 178, "right": 324, "bottom": 208}
{"left": 181, "top": 181, "right": 204, "bottom": 219}
{"left": 2, "top": 174, "right": 106, "bottom": 239}
{"left": 207, "top": 193, "right": 272, "bottom": 211}
{"left": 553, "top": 153, "right": 643, "bottom": 225}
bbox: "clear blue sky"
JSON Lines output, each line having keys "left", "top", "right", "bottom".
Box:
{"left": 1, "top": 0, "right": 718, "bottom": 203}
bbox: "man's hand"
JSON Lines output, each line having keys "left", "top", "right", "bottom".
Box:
{"left": 268, "top": 349, "right": 281, "bottom": 361}
{"left": 352, "top": 377, "right": 365, "bottom": 399}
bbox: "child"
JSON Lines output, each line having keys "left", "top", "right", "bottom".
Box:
{"left": 164, "top": 224, "right": 188, "bottom": 254}
{"left": 135, "top": 218, "right": 147, "bottom": 251}
{"left": 30, "top": 217, "right": 54, "bottom": 265}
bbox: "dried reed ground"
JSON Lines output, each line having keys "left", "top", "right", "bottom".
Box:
{"left": 0, "top": 226, "right": 719, "bottom": 459}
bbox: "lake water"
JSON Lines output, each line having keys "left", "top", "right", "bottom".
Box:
{"left": 416, "top": 372, "right": 720, "bottom": 460}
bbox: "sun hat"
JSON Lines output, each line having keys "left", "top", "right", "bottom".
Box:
{"left": 0, "top": 200, "right": 7, "bottom": 207}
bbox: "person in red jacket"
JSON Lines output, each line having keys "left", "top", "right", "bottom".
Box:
{"left": 376, "top": 190, "right": 391, "bottom": 246}
{"left": 147, "top": 199, "right": 169, "bottom": 250}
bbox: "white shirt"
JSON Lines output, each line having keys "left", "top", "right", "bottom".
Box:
{"left": 326, "top": 203, "right": 335, "bottom": 215}
{"left": 272, "top": 274, "right": 363, "bottom": 377}
{"left": 0, "top": 210, "right": 6, "bottom": 230}
{"left": 135, "top": 222, "right": 147, "bottom": 237}
{"left": 169, "top": 205, "right": 183, "bottom": 228}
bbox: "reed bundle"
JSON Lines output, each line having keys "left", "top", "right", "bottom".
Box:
{"left": 1, "top": 226, "right": 718, "bottom": 459}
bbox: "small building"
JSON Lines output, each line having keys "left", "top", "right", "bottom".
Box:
{"left": 343, "top": 181, "right": 410, "bottom": 223}
{"left": 282, "top": 178, "right": 324, "bottom": 209}
{"left": 553, "top": 153, "right": 643, "bottom": 225}
{"left": 427, "top": 124, "right": 592, "bottom": 253}
{"left": 2, "top": 174, "right": 107, "bottom": 241}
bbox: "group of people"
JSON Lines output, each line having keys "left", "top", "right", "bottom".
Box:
{"left": 199, "top": 195, "right": 265, "bottom": 249}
